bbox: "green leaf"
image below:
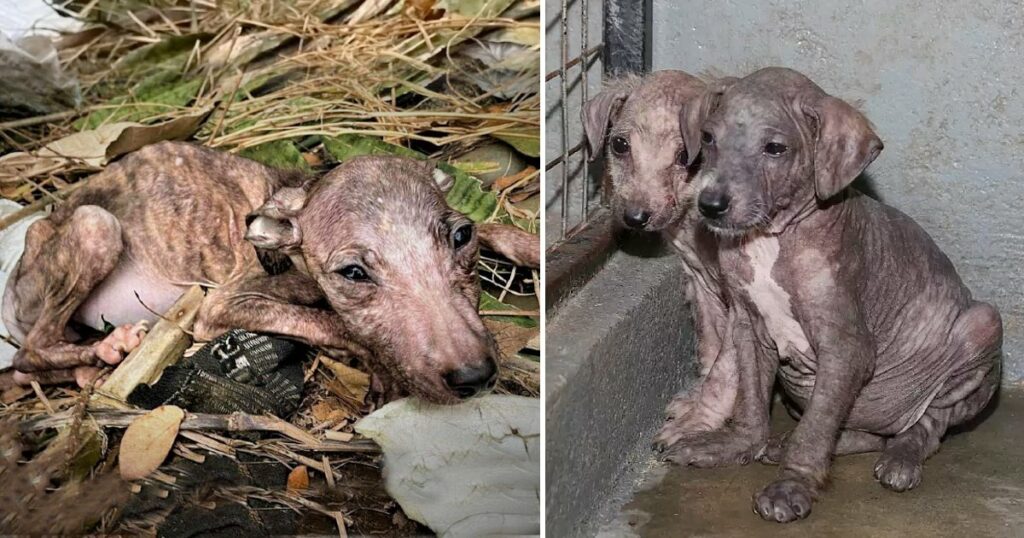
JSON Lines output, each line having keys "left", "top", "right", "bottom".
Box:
{"left": 440, "top": 163, "right": 500, "bottom": 223}
{"left": 492, "top": 129, "right": 540, "bottom": 158}
{"left": 323, "top": 134, "right": 506, "bottom": 223}
{"left": 448, "top": 159, "right": 502, "bottom": 176}
{"left": 238, "top": 139, "right": 311, "bottom": 171}
{"left": 479, "top": 291, "right": 537, "bottom": 328}
{"left": 116, "top": 34, "right": 206, "bottom": 72}
{"left": 437, "top": 0, "right": 517, "bottom": 18}
{"left": 65, "top": 425, "right": 105, "bottom": 481}
{"left": 323, "top": 134, "right": 423, "bottom": 161}
{"left": 76, "top": 74, "right": 204, "bottom": 130}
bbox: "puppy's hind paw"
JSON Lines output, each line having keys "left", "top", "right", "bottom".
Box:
{"left": 663, "top": 391, "right": 698, "bottom": 421}
{"left": 874, "top": 452, "right": 923, "bottom": 492}
{"left": 753, "top": 479, "right": 814, "bottom": 523}
{"left": 653, "top": 413, "right": 717, "bottom": 452}
{"left": 93, "top": 323, "right": 148, "bottom": 365}
{"left": 662, "top": 429, "right": 760, "bottom": 468}
{"left": 653, "top": 420, "right": 688, "bottom": 452}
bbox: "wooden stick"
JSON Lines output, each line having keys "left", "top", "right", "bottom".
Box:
{"left": 480, "top": 309, "right": 539, "bottom": 317}
{"left": 93, "top": 285, "right": 205, "bottom": 404}
{"left": 0, "top": 109, "right": 80, "bottom": 130}
{"left": 504, "top": 354, "right": 540, "bottom": 375}
{"left": 21, "top": 408, "right": 379, "bottom": 453}
{"left": 322, "top": 455, "right": 336, "bottom": 488}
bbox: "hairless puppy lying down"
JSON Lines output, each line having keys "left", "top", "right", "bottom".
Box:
{"left": 672, "top": 67, "right": 1002, "bottom": 522}
{"left": 581, "top": 70, "right": 739, "bottom": 446}
{"left": 2, "top": 142, "right": 539, "bottom": 404}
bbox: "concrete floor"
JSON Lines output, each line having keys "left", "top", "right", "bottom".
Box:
{"left": 601, "top": 390, "right": 1024, "bottom": 538}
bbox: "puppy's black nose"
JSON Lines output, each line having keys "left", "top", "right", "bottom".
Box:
{"left": 698, "top": 190, "right": 731, "bottom": 219}
{"left": 623, "top": 208, "right": 652, "bottom": 229}
{"left": 444, "top": 357, "right": 498, "bottom": 399}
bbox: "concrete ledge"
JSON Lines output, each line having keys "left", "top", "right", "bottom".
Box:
{"left": 545, "top": 209, "right": 617, "bottom": 313}
{"left": 545, "top": 248, "right": 698, "bottom": 537}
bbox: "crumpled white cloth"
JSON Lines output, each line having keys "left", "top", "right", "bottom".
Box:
{"left": 0, "top": 200, "right": 44, "bottom": 369}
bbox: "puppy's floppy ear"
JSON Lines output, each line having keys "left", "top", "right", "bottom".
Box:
{"left": 245, "top": 185, "right": 308, "bottom": 253}
{"left": 804, "top": 95, "right": 884, "bottom": 200}
{"left": 679, "top": 77, "right": 736, "bottom": 167}
{"left": 581, "top": 88, "right": 627, "bottom": 162}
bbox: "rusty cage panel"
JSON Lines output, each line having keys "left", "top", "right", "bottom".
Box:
{"left": 544, "top": 0, "right": 652, "bottom": 309}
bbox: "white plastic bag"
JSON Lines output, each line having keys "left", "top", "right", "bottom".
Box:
{"left": 356, "top": 395, "right": 541, "bottom": 537}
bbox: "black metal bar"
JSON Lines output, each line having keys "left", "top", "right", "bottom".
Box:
{"left": 544, "top": 44, "right": 604, "bottom": 82}
{"left": 560, "top": 0, "right": 570, "bottom": 238}
{"left": 581, "top": 0, "right": 591, "bottom": 220}
{"left": 603, "top": 0, "right": 653, "bottom": 76}
{"left": 545, "top": 141, "right": 585, "bottom": 172}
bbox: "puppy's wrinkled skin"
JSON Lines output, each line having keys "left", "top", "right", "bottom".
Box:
{"left": 3, "top": 142, "right": 538, "bottom": 403}
{"left": 582, "top": 71, "right": 739, "bottom": 447}
{"left": 678, "top": 67, "right": 1002, "bottom": 522}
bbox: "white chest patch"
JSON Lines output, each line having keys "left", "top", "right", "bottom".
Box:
{"left": 742, "top": 235, "right": 810, "bottom": 358}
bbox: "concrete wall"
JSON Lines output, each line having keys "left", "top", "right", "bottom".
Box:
{"left": 544, "top": 0, "right": 605, "bottom": 247}
{"left": 652, "top": 0, "right": 1024, "bottom": 381}
{"left": 546, "top": 248, "right": 695, "bottom": 537}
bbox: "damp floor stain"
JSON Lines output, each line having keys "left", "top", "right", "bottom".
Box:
{"left": 611, "top": 390, "right": 1024, "bottom": 538}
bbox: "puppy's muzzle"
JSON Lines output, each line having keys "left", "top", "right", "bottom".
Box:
{"left": 623, "top": 207, "right": 652, "bottom": 230}
{"left": 443, "top": 356, "right": 499, "bottom": 399}
{"left": 697, "top": 189, "right": 731, "bottom": 219}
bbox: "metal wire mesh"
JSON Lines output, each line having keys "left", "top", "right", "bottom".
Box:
{"left": 546, "top": 0, "right": 602, "bottom": 242}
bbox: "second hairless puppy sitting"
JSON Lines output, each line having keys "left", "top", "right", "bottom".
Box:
{"left": 673, "top": 67, "right": 1002, "bottom": 522}
{"left": 581, "top": 71, "right": 740, "bottom": 446}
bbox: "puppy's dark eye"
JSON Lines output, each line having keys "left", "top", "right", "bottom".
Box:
{"left": 611, "top": 136, "right": 630, "bottom": 155}
{"left": 701, "top": 131, "right": 715, "bottom": 146}
{"left": 764, "top": 142, "right": 789, "bottom": 156}
{"left": 452, "top": 224, "right": 474, "bottom": 250}
{"left": 339, "top": 264, "right": 370, "bottom": 282}
{"left": 676, "top": 147, "right": 689, "bottom": 166}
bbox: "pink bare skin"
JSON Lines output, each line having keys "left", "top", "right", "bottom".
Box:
{"left": 582, "top": 70, "right": 740, "bottom": 447}
{"left": 2, "top": 142, "right": 539, "bottom": 403}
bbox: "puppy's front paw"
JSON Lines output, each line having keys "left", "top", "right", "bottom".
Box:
{"left": 662, "top": 430, "right": 760, "bottom": 467}
{"left": 753, "top": 478, "right": 814, "bottom": 523}
{"left": 874, "top": 451, "right": 923, "bottom": 492}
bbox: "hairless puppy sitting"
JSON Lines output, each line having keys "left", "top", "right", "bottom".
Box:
{"left": 582, "top": 70, "right": 740, "bottom": 446}
{"left": 2, "top": 142, "right": 539, "bottom": 404}
{"left": 674, "top": 67, "right": 1002, "bottom": 522}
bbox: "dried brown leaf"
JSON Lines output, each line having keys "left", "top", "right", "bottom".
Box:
{"left": 2, "top": 385, "right": 33, "bottom": 405}
{"left": 119, "top": 405, "right": 184, "bottom": 481}
{"left": 321, "top": 358, "right": 370, "bottom": 403}
{"left": 492, "top": 165, "right": 536, "bottom": 192}
{"left": 483, "top": 319, "right": 538, "bottom": 360}
{"left": 104, "top": 107, "right": 214, "bottom": 160}
{"left": 287, "top": 465, "right": 310, "bottom": 491}
{"left": 311, "top": 401, "right": 337, "bottom": 422}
